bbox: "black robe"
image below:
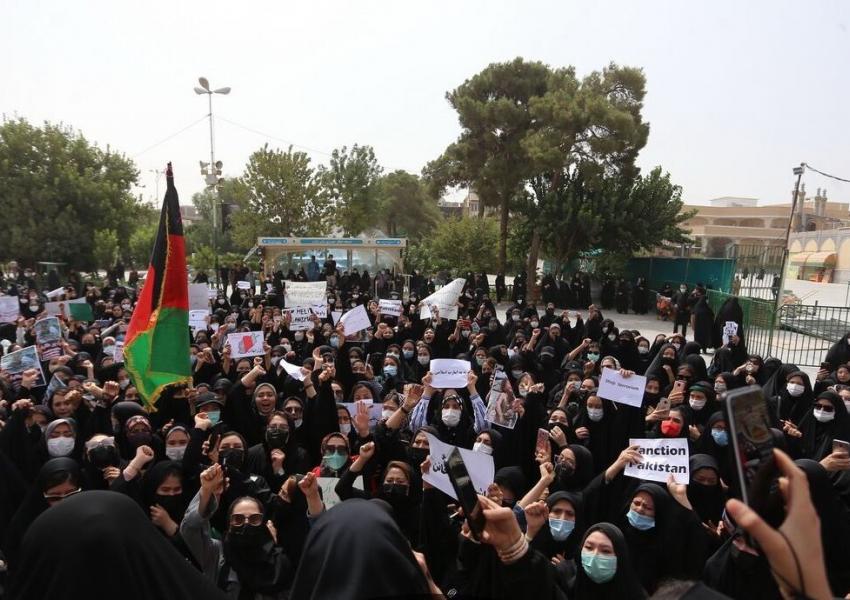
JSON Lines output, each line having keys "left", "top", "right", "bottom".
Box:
{"left": 691, "top": 296, "right": 715, "bottom": 350}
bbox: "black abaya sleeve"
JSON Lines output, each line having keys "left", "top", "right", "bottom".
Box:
{"left": 304, "top": 374, "right": 339, "bottom": 465}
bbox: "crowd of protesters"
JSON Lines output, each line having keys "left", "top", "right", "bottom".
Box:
{"left": 0, "top": 258, "right": 847, "bottom": 600}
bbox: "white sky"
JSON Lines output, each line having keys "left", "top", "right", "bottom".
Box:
{"left": 3, "top": 0, "right": 849, "bottom": 207}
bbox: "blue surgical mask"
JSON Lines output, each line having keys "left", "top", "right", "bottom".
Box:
{"left": 627, "top": 509, "right": 655, "bottom": 531}
{"left": 323, "top": 451, "right": 347, "bottom": 471}
{"left": 329, "top": 336, "right": 340, "bottom": 348}
{"left": 581, "top": 551, "right": 617, "bottom": 584}
{"left": 711, "top": 428, "right": 729, "bottom": 447}
{"left": 587, "top": 353, "right": 600, "bottom": 362}
{"left": 383, "top": 365, "right": 398, "bottom": 378}
{"left": 207, "top": 410, "right": 221, "bottom": 426}
{"left": 403, "top": 350, "right": 414, "bottom": 360}
{"left": 548, "top": 518, "right": 575, "bottom": 541}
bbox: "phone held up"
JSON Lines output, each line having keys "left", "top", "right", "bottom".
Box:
{"left": 446, "top": 447, "right": 485, "bottom": 541}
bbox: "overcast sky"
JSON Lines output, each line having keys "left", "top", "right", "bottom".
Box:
{"left": 3, "top": 0, "right": 849, "bottom": 207}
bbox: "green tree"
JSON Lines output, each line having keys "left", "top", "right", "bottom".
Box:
{"left": 428, "top": 217, "right": 500, "bottom": 273}
{"left": 318, "top": 144, "right": 383, "bottom": 236}
{"left": 230, "top": 144, "right": 329, "bottom": 248}
{"left": 92, "top": 229, "right": 119, "bottom": 271}
{"left": 0, "top": 118, "right": 140, "bottom": 269}
{"left": 376, "top": 170, "right": 441, "bottom": 239}
{"left": 426, "top": 58, "right": 551, "bottom": 271}
{"left": 128, "top": 221, "right": 158, "bottom": 268}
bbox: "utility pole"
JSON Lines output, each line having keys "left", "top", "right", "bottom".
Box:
{"left": 194, "top": 77, "right": 230, "bottom": 290}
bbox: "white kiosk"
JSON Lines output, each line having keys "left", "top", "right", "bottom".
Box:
{"left": 257, "top": 236, "right": 407, "bottom": 277}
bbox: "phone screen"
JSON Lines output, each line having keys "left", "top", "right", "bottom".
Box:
{"left": 535, "top": 428, "right": 550, "bottom": 458}
{"left": 726, "top": 385, "right": 776, "bottom": 509}
{"left": 446, "top": 448, "right": 485, "bottom": 540}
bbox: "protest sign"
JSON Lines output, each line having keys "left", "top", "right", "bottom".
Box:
{"left": 0, "top": 296, "right": 19, "bottom": 324}
{"left": 625, "top": 438, "right": 690, "bottom": 484}
{"left": 597, "top": 367, "right": 646, "bottom": 408}
{"left": 423, "top": 433, "right": 494, "bottom": 500}
{"left": 484, "top": 373, "right": 518, "bottom": 429}
{"left": 378, "top": 299, "right": 402, "bottom": 317}
{"left": 339, "top": 304, "right": 371, "bottom": 335}
{"left": 1, "top": 346, "right": 46, "bottom": 390}
{"left": 311, "top": 303, "right": 328, "bottom": 319}
{"left": 188, "top": 284, "right": 210, "bottom": 311}
{"left": 112, "top": 340, "right": 124, "bottom": 363}
{"left": 236, "top": 281, "right": 252, "bottom": 290}
{"left": 317, "top": 476, "right": 364, "bottom": 509}
{"left": 341, "top": 401, "right": 384, "bottom": 430}
{"left": 331, "top": 311, "right": 342, "bottom": 325}
{"left": 227, "top": 331, "right": 265, "bottom": 358}
{"left": 34, "top": 316, "right": 63, "bottom": 360}
{"left": 282, "top": 306, "right": 314, "bottom": 331}
{"left": 419, "top": 278, "right": 464, "bottom": 321}
{"left": 279, "top": 358, "right": 306, "bottom": 381}
{"left": 45, "top": 286, "right": 66, "bottom": 299}
{"left": 284, "top": 281, "right": 327, "bottom": 308}
{"left": 189, "top": 310, "right": 208, "bottom": 332}
{"left": 722, "top": 321, "right": 738, "bottom": 346}
{"left": 429, "top": 359, "right": 471, "bottom": 389}
{"left": 44, "top": 297, "right": 89, "bottom": 320}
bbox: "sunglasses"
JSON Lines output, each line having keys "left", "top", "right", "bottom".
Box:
{"left": 230, "top": 513, "right": 264, "bottom": 527}
{"left": 815, "top": 404, "right": 835, "bottom": 413}
{"left": 325, "top": 445, "right": 348, "bottom": 453}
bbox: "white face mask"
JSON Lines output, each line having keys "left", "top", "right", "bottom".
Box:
{"left": 786, "top": 383, "right": 804, "bottom": 397}
{"left": 339, "top": 423, "right": 352, "bottom": 435}
{"left": 813, "top": 408, "right": 835, "bottom": 423}
{"left": 607, "top": 334, "right": 616, "bottom": 341}
{"left": 381, "top": 409, "right": 394, "bottom": 421}
{"left": 689, "top": 397, "right": 707, "bottom": 410}
{"left": 587, "top": 408, "right": 604, "bottom": 422}
{"left": 715, "top": 382, "right": 727, "bottom": 393}
{"left": 442, "top": 408, "right": 461, "bottom": 427}
{"left": 417, "top": 356, "right": 429, "bottom": 366}
{"left": 47, "top": 436, "right": 75, "bottom": 457}
{"left": 165, "top": 445, "right": 187, "bottom": 461}
{"left": 473, "top": 441, "right": 493, "bottom": 455}
{"left": 638, "top": 346, "right": 649, "bottom": 355}
{"left": 530, "top": 321, "right": 539, "bottom": 328}
{"left": 512, "top": 314, "right": 520, "bottom": 322}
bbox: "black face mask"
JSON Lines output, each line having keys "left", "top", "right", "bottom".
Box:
{"left": 381, "top": 482, "right": 409, "bottom": 499}
{"left": 88, "top": 444, "right": 119, "bottom": 469}
{"left": 224, "top": 523, "right": 274, "bottom": 563}
{"left": 661, "top": 356, "right": 677, "bottom": 366}
{"left": 126, "top": 432, "right": 152, "bottom": 449}
{"left": 265, "top": 429, "right": 288, "bottom": 450}
{"left": 406, "top": 446, "right": 429, "bottom": 465}
{"left": 219, "top": 448, "right": 245, "bottom": 472}
{"left": 154, "top": 493, "right": 186, "bottom": 524}
{"left": 555, "top": 462, "right": 575, "bottom": 480}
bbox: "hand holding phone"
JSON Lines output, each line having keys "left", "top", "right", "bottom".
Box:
{"left": 446, "top": 448, "right": 485, "bottom": 541}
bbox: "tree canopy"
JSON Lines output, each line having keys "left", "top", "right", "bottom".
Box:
{"left": 318, "top": 144, "right": 383, "bottom": 236}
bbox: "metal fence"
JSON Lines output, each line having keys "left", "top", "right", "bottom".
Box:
{"left": 707, "top": 289, "right": 850, "bottom": 367}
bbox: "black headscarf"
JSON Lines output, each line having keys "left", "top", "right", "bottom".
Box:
{"left": 139, "top": 460, "right": 188, "bottom": 526}
{"left": 825, "top": 330, "right": 850, "bottom": 368}
{"left": 799, "top": 390, "right": 850, "bottom": 460}
{"left": 761, "top": 362, "right": 799, "bottom": 399}
{"left": 712, "top": 297, "right": 745, "bottom": 350}
{"left": 532, "top": 491, "right": 584, "bottom": 560}
{"left": 771, "top": 369, "right": 813, "bottom": 425}
{"left": 289, "top": 498, "right": 429, "bottom": 599}
{"left": 8, "top": 490, "right": 227, "bottom": 600}
{"left": 571, "top": 522, "right": 647, "bottom": 600}
{"left": 686, "top": 454, "right": 725, "bottom": 524}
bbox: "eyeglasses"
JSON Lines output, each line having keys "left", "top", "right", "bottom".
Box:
{"left": 43, "top": 487, "right": 82, "bottom": 501}
{"left": 325, "top": 445, "right": 348, "bottom": 454}
{"left": 815, "top": 404, "right": 835, "bottom": 412}
{"left": 284, "top": 406, "right": 303, "bottom": 415}
{"left": 230, "top": 513, "right": 264, "bottom": 527}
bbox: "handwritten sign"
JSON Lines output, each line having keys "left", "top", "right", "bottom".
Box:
{"left": 598, "top": 367, "right": 646, "bottom": 408}
{"left": 379, "top": 299, "right": 402, "bottom": 317}
{"left": 189, "top": 310, "right": 208, "bottom": 333}
{"left": 45, "top": 286, "right": 66, "bottom": 299}
{"left": 0, "top": 296, "right": 19, "bottom": 324}
{"left": 284, "top": 281, "right": 327, "bottom": 308}
{"left": 311, "top": 303, "right": 328, "bottom": 319}
{"left": 722, "top": 321, "right": 739, "bottom": 346}
{"left": 419, "top": 278, "right": 464, "bottom": 321}
{"left": 317, "top": 476, "right": 364, "bottom": 509}
{"left": 236, "top": 280, "right": 252, "bottom": 290}
{"left": 339, "top": 304, "right": 371, "bottom": 336}
{"left": 227, "top": 331, "right": 265, "bottom": 359}
{"left": 625, "top": 438, "right": 690, "bottom": 485}
{"left": 188, "top": 284, "right": 210, "bottom": 311}
{"left": 423, "top": 433, "right": 494, "bottom": 500}
{"left": 429, "top": 359, "right": 471, "bottom": 389}
{"left": 282, "top": 306, "right": 314, "bottom": 331}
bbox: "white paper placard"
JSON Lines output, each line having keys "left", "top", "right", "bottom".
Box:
{"left": 597, "top": 367, "right": 646, "bottom": 408}
{"left": 423, "top": 433, "right": 494, "bottom": 500}
{"left": 282, "top": 306, "right": 314, "bottom": 331}
{"left": 429, "top": 359, "right": 471, "bottom": 389}
{"left": 112, "top": 340, "right": 124, "bottom": 363}
{"left": 311, "top": 303, "right": 328, "bottom": 319}
{"left": 379, "top": 299, "right": 402, "bottom": 317}
{"left": 280, "top": 358, "right": 306, "bottom": 381}
{"left": 43, "top": 297, "right": 87, "bottom": 318}
{"left": 189, "top": 310, "right": 208, "bottom": 332}
{"left": 341, "top": 401, "right": 385, "bottom": 429}
{"left": 189, "top": 284, "right": 211, "bottom": 311}
{"left": 331, "top": 311, "right": 342, "bottom": 325}
{"left": 45, "top": 286, "right": 66, "bottom": 299}
{"left": 419, "top": 278, "right": 464, "bottom": 321}
{"left": 227, "top": 331, "right": 265, "bottom": 358}
{"left": 236, "top": 281, "right": 252, "bottom": 290}
{"left": 722, "top": 321, "right": 738, "bottom": 346}
{"left": 339, "top": 304, "right": 371, "bottom": 335}
{"left": 284, "top": 281, "right": 327, "bottom": 308}
{"left": 317, "top": 476, "right": 364, "bottom": 509}
{"left": 0, "top": 296, "right": 19, "bottom": 323}
{"left": 625, "top": 438, "right": 690, "bottom": 484}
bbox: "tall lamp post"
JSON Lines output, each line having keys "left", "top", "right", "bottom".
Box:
{"left": 194, "top": 77, "right": 230, "bottom": 289}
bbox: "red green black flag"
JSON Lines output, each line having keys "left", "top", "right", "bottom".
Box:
{"left": 124, "top": 163, "right": 191, "bottom": 408}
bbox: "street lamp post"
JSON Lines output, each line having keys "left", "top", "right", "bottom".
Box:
{"left": 194, "top": 77, "right": 230, "bottom": 289}
{"left": 767, "top": 163, "right": 806, "bottom": 357}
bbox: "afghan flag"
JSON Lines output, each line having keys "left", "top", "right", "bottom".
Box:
{"left": 124, "top": 163, "right": 191, "bottom": 408}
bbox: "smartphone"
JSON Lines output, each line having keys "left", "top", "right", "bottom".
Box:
{"left": 833, "top": 439, "right": 850, "bottom": 457}
{"left": 536, "top": 428, "right": 550, "bottom": 457}
{"left": 445, "top": 447, "right": 485, "bottom": 541}
{"left": 672, "top": 380, "right": 686, "bottom": 396}
{"left": 820, "top": 362, "right": 832, "bottom": 372}
{"left": 725, "top": 385, "right": 781, "bottom": 530}
{"left": 656, "top": 398, "right": 671, "bottom": 412}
